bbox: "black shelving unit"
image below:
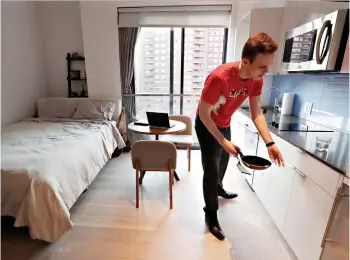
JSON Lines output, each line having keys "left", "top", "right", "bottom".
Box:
{"left": 66, "top": 53, "right": 88, "bottom": 98}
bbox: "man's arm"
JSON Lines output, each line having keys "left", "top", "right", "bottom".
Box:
{"left": 199, "top": 101, "right": 240, "bottom": 156}
{"left": 198, "top": 101, "right": 226, "bottom": 145}
{"left": 249, "top": 96, "right": 284, "bottom": 166}
{"left": 248, "top": 96, "right": 274, "bottom": 144}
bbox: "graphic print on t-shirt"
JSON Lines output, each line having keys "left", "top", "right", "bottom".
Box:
{"left": 229, "top": 87, "right": 248, "bottom": 99}
{"left": 213, "top": 95, "right": 226, "bottom": 115}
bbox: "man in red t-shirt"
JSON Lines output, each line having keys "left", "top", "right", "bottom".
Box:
{"left": 195, "top": 33, "right": 284, "bottom": 240}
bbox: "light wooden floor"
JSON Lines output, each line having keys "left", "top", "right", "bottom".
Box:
{"left": 1, "top": 150, "right": 298, "bottom": 260}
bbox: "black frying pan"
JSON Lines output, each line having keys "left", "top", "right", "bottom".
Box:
{"left": 237, "top": 150, "right": 271, "bottom": 170}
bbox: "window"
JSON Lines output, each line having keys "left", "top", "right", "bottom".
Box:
{"left": 134, "top": 28, "right": 170, "bottom": 94}
{"left": 134, "top": 27, "right": 227, "bottom": 118}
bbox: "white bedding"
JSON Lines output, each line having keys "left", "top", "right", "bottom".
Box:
{"left": 1, "top": 118, "right": 125, "bottom": 242}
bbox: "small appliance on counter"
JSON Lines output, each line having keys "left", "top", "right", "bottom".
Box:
{"left": 280, "top": 93, "right": 295, "bottom": 115}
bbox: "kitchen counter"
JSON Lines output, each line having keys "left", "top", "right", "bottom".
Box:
{"left": 238, "top": 108, "right": 349, "bottom": 174}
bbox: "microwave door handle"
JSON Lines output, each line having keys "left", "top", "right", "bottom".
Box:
{"left": 316, "top": 20, "right": 332, "bottom": 64}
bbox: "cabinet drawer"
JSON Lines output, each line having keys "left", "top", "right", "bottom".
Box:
{"left": 264, "top": 164, "right": 296, "bottom": 231}
{"left": 284, "top": 172, "right": 335, "bottom": 260}
{"left": 271, "top": 133, "right": 341, "bottom": 197}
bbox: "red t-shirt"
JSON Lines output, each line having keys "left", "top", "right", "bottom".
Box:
{"left": 196, "top": 61, "right": 263, "bottom": 128}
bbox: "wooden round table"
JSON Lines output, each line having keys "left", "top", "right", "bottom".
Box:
{"left": 128, "top": 120, "right": 186, "bottom": 183}
{"left": 128, "top": 120, "right": 186, "bottom": 140}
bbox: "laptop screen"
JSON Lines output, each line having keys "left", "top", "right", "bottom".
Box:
{"left": 146, "top": 112, "right": 171, "bottom": 128}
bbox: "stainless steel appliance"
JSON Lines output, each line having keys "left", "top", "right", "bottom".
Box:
{"left": 281, "top": 9, "right": 349, "bottom": 72}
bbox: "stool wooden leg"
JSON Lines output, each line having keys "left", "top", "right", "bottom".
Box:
{"left": 169, "top": 169, "right": 173, "bottom": 209}
{"left": 136, "top": 169, "right": 140, "bottom": 208}
{"left": 187, "top": 147, "right": 191, "bottom": 172}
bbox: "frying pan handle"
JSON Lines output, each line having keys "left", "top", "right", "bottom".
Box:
{"left": 237, "top": 149, "right": 243, "bottom": 158}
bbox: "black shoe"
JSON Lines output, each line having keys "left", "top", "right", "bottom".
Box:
{"left": 203, "top": 208, "right": 225, "bottom": 240}
{"left": 218, "top": 189, "right": 238, "bottom": 199}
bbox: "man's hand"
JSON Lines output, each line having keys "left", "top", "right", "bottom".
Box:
{"left": 221, "top": 139, "right": 240, "bottom": 157}
{"left": 268, "top": 145, "right": 284, "bottom": 166}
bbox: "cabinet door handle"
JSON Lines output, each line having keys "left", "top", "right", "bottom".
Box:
{"left": 294, "top": 147, "right": 305, "bottom": 154}
{"left": 286, "top": 162, "right": 295, "bottom": 169}
{"left": 286, "top": 162, "right": 306, "bottom": 178}
{"left": 295, "top": 168, "right": 307, "bottom": 178}
{"left": 242, "top": 123, "right": 258, "bottom": 134}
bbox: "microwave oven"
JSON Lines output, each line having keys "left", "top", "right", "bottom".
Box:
{"left": 281, "top": 9, "right": 349, "bottom": 72}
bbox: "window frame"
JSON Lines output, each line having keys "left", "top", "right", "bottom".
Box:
{"left": 133, "top": 27, "right": 228, "bottom": 115}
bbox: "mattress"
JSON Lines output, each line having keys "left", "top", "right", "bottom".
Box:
{"left": 1, "top": 118, "right": 125, "bottom": 242}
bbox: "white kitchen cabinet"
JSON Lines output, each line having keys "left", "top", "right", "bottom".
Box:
{"left": 231, "top": 111, "right": 248, "bottom": 149}
{"left": 253, "top": 135, "right": 296, "bottom": 231}
{"left": 238, "top": 112, "right": 346, "bottom": 260}
{"left": 318, "top": 1, "right": 349, "bottom": 18}
{"left": 284, "top": 171, "right": 335, "bottom": 260}
{"left": 268, "top": 132, "right": 342, "bottom": 197}
{"left": 252, "top": 136, "right": 271, "bottom": 201}
{"left": 320, "top": 183, "right": 349, "bottom": 260}
{"left": 295, "top": 1, "right": 319, "bottom": 27}
{"left": 264, "top": 163, "right": 296, "bottom": 231}
{"left": 249, "top": 7, "right": 283, "bottom": 74}
{"left": 293, "top": 1, "right": 348, "bottom": 27}
{"left": 234, "top": 7, "right": 283, "bottom": 74}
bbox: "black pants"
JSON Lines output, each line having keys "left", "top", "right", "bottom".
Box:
{"left": 195, "top": 115, "right": 231, "bottom": 211}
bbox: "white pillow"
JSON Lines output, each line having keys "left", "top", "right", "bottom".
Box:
{"left": 73, "top": 100, "right": 116, "bottom": 120}
{"left": 38, "top": 99, "right": 78, "bottom": 118}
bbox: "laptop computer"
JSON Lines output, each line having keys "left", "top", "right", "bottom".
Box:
{"left": 146, "top": 112, "right": 175, "bottom": 129}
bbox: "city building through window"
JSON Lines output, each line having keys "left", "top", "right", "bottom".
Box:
{"left": 134, "top": 27, "right": 228, "bottom": 145}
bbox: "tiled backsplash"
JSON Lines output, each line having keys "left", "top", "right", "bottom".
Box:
{"left": 270, "top": 73, "right": 349, "bottom": 133}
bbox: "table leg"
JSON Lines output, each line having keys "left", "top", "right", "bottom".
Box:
{"left": 155, "top": 135, "right": 159, "bottom": 140}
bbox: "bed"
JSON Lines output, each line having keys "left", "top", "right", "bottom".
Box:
{"left": 1, "top": 98, "right": 126, "bottom": 243}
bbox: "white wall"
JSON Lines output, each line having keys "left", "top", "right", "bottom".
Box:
{"left": 36, "top": 1, "right": 84, "bottom": 97}
{"left": 79, "top": 1, "right": 121, "bottom": 98}
{"left": 38, "top": 0, "right": 281, "bottom": 100}
{"left": 1, "top": 1, "right": 47, "bottom": 126}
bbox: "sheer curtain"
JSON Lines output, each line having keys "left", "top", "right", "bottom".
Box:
{"left": 119, "top": 27, "right": 150, "bottom": 144}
